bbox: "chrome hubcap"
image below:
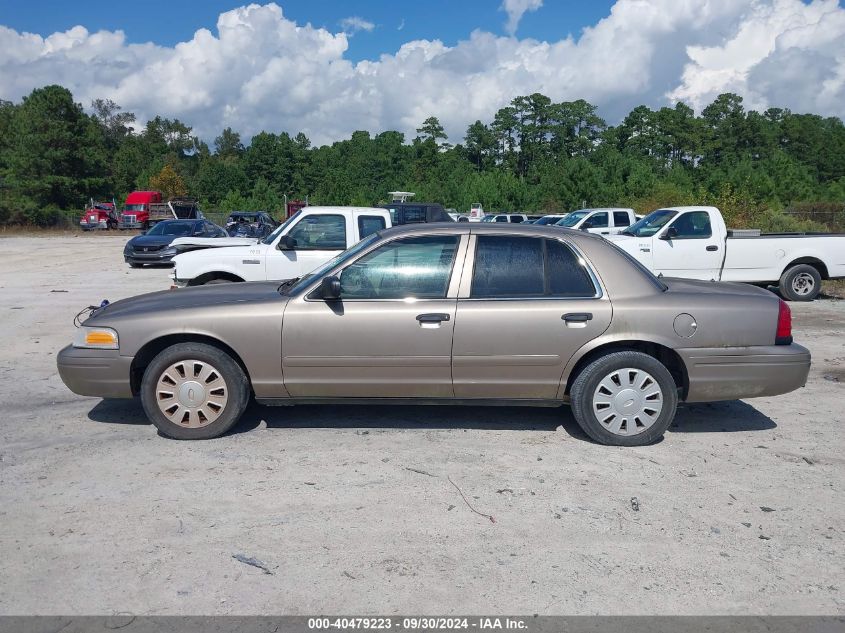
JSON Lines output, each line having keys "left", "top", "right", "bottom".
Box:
{"left": 792, "top": 272, "right": 815, "bottom": 296}
{"left": 593, "top": 367, "right": 663, "bottom": 436}
{"left": 155, "top": 360, "right": 228, "bottom": 428}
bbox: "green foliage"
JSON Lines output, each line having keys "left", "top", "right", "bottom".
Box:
{"left": 1, "top": 85, "right": 844, "bottom": 231}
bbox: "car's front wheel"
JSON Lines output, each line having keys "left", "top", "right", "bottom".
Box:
{"left": 140, "top": 342, "right": 250, "bottom": 439}
{"left": 570, "top": 351, "right": 678, "bottom": 446}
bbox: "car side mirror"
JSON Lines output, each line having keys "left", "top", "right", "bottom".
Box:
{"left": 320, "top": 276, "right": 341, "bottom": 300}
{"left": 661, "top": 226, "right": 679, "bottom": 240}
{"left": 278, "top": 235, "right": 297, "bottom": 250}
{"left": 580, "top": 221, "right": 592, "bottom": 231}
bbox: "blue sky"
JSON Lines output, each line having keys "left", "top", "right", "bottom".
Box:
{"left": 0, "top": 0, "right": 615, "bottom": 62}
{"left": 0, "top": 0, "right": 842, "bottom": 145}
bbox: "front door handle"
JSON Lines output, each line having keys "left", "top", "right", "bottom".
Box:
{"left": 563, "top": 313, "right": 593, "bottom": 323}
{"left": 706, "top": 245, "right": 719, "bottom": 251}
{"left": 600, "top": 231, "right": 609, "bottom": 235}
{"left": 416, "top": 313, "right": 450, "bottom": 323}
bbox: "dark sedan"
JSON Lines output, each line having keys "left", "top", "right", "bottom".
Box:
{"left": 124, "top": 219, "right": 227, "bottom": 267}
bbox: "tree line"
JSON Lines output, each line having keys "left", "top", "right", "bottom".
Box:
{"left": 1, "top": 84, "right": 844, "bottom": 230}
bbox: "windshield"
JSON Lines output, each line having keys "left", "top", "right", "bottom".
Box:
{"left": 481, "top": 216, "right": 497, "bottom": 222}
{"left": 285, "top": 233, "right": 381, "bottom": 295}
{"left": 621, "top": 209, "right": 678, "bottom": 237}
{"left": 556, "top": 211, "right": 589, "bottom": 227}
{"left": 534, "top": 216, "right": 562, "bottom": 225}
{"left": 124, "top": 204, "right": 146, "bottom": 212}
{"left": 146, "top": 221, "right": 196, "bottom": 236}
{"left": 262, "top": 210, "right": 302, "bottom": 245}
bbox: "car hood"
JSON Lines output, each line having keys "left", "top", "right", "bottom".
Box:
{"left": 171, "top": 236, "right": 258, "bottom": 249}
{"left": 86, "top": 281, "right": 286, "bottom": 324}
{"left": 127, "top": 234, "right": 180, "bottom": 248}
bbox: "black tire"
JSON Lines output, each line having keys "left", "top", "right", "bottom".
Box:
{"left": 140, "top": 342, "right": 250, "bottom": 440}
{"left": 128, "top": 263, "right": 143, "bottom": 268}
{"left": 204, "top": 278, "right": 235, "bottom": 285}
{"left": 570, "top": 351, "right": 678, "bottom": 446}
{"left": 779, "top": 264, "right": 821, "bottom": 302}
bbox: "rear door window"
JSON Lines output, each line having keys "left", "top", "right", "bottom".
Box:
{"left": 471, "top": 236, "right": 545, "bottom": 297}
{"left": 358, "top": 215, "right": 386, "bottom": 239}
{"left": 471, "top": 236, "right": 597, "bottom": 298}
{"left": 613, "top": 211, "right": 631, "bottom": 227}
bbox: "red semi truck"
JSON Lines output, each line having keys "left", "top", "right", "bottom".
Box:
{"left": 118, "top": 191, "right": 164, "bottom": 230}
{"left": 78, "top": 200, "right": 118, "bottom": 230}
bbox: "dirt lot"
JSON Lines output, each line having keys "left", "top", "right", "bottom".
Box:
{"left": 0, "top": 234, "right": 843, "bottom": 616}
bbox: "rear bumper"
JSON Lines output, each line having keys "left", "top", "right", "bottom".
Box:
{"left": 679, "top": 344, "right": 811, "bottom": 402}
{"left": 56, "top": 346, "right": 134, "bottom": 398}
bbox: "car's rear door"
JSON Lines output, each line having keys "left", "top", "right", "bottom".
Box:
{"left": 281, "top": 233, "right": 468, "bottom": 398}
{"left": 452, "top": 233, "right": 611, "bottom": 400}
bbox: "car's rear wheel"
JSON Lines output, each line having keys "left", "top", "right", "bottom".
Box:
{"left": 140, "top": 343, "right": 250, "bottom": 440}
{"left": 779, "top": 264, "right": 821, "bottom": 302}
{"left": 204, "top": 278, "right": 235, "bottom": 285}
{"left": 128, "top": 263, "right": 143, "bottom": 268}
{"left": 570, "top": 351, "right": 678, "bottom": 446}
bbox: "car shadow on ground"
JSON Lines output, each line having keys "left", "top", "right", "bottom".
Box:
{"left": 87, "top": 397, "right": 776, "bottom": 441}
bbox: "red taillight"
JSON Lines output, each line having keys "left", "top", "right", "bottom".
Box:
{"left": 776, "top": 299, "right": 792, "bottom": 345}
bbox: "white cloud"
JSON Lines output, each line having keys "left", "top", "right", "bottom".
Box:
{"left": 398, "top": 19, "right": 405, "bottom": 32}
{"left": 339, "top": 16, "right": 375, "bottom": 35}
{"left": 0, "top": 1, "right": 843, "bottom": 146}
{"left": 668, "top": 0, "right": 845, "bottom": 115}
{"left": 501, "top": 0, "right": 543, "bottom": 36}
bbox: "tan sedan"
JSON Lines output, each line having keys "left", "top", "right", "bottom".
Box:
{"left": 58, "top": 224, "right": 811, "bottom": 446}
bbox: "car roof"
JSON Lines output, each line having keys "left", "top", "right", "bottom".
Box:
{"left": 377, "top": 221, "right": 600, "bottom": 241}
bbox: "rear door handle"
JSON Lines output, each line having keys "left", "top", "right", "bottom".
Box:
{"left": 600, "top": 231, "right": 609, "bottom": 235}
{"left": 706, "top": 245, "right": 719, "bottom": 251}
{"left": 563, "top": 313, "right": 593, "bottom": 323}
{"left": 416, "top": 313, "right": 450, "bottom": 323}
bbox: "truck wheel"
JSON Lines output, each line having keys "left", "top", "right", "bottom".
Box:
{"left": 779, "top": 264, "right": 821, "bottom": 302}
{"left": 128, "top": 263, "right": 143, "bottom": 268}
{"left": 570, "top": 351, "right": 678, "bottom": 446}
{"left": 140, "top": 343, "right": 250, "bottom": 440}
{"left": 204, "top": 278, "right": 234, "bottom": 285}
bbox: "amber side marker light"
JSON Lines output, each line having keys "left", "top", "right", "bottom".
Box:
{"left": 73, "top": 327, "right": 119, "bottom": 350}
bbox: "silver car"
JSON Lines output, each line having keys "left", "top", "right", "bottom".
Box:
{"left": 57, "top": 224, "right": 811, "bottom": 446}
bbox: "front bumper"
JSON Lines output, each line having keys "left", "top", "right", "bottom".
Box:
{"left": 57, "top": 345, "right": 134, "bottom": 399}
{"left": 124, "top": 252, "right": 175, "bottom": 265}
{"left": 679, "top": 344, "right": 811, "bottom": 403}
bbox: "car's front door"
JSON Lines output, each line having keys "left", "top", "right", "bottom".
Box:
{"left": 584, "top": 211, "right": 610, "bottom": 235}
{"left": 281, "top": 234, "right": 466, "bottom": 398}
{"left": 452, "top": 234, "right": 612, "bottom": 400}
{"left": 266, "top": 213, "right": 349, "bottom": 280}
{"left": 651, "top": 210, "right": 722, "bottom": 280}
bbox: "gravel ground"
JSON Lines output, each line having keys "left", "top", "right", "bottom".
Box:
{"left": 0, "top": 235, "right": 843, "bottom": 615}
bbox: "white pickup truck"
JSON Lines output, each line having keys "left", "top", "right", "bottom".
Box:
{"left": 607, "top": 206, "right": 845, "bottom": 301}
{"left": 171, "top": 206, "right": 391, "bottom": 286}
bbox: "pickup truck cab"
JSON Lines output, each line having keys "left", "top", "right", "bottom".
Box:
{"left": 171, "top": 206, "right": 391, "bottom": 287}
{"left": 607, "top": 206, "right": 845, "bottom": 301}
{"left": 556, "top": 208, "right": 637, "bottom": 235}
